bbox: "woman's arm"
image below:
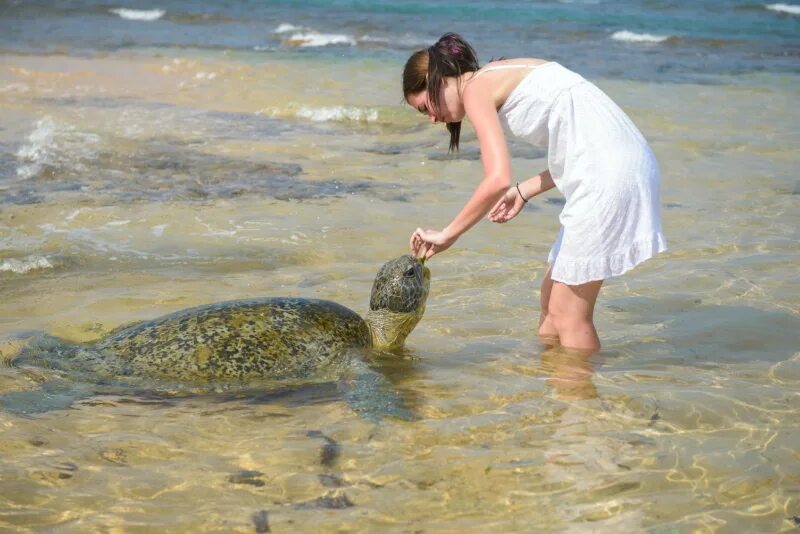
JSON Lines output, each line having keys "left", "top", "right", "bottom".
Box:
{"left": 518, "top": 169, "right": 555, "bottom": 200}
{"left": 487, "top": 169, "right": 553, "bottom": 223}
{"left": 487, "top": 169, "right": 555, "bottom": 224}
{"left": 441, "top": 86, "right": 513, "bottom": 237}
{"left": 410, "top": 82, "right": 516, "bottom": 259}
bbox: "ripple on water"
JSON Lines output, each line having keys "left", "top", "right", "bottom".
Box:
{"left": 662, "top": 305, "right": 800, "bottom": 363}
{"left": 33, "top": 96, "right": 301, "bottom": 140}
{"left": 4, "top": 101, "right": 406, "bottom": 204}
{"left": 4, "top": 134, "right": 393, "bottom": 203}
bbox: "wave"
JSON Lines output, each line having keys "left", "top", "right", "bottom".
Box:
{"left": 283, "top": 32, "right": 356, "bottom": 48}
{"left": 16, "top": 116, "right": 57, "bottom": 180}
{"left": 16, "top": 117, "right": 99, "bottom": 181}
{"left": 273, "top": 23, "right": 303, "bottom": 34}
{"left": 109, "top": 8, "right": 166, "bottom": 21}
{"left": 271, "top": 22, "right": 358, "bottom": 48}
{"left": 0, "top": 256, "right": 53, "bottom": 274}
{"left": 611, "top": 30, "right": 672, "bottom": 44}
{"left": 271, "top": 21, "right": 428, "bottom": 50}
{"left": 296, "top": 106, "right": 377, "bottom": 122}
{"left": 765, "top": 3, "right": 800, "bottom": 14}
{"left": 261, "top": 105, "right": 379, "bottom": 123}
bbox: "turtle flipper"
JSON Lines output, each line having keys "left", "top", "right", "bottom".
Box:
{"left": 0, "top": 333, "right": 99, "bottom": 415}
{"left": 0, "top": 377, "right": 95, "bottom": 414}
{"left": 338, "top": 359, "right": 416, "bottom": 422}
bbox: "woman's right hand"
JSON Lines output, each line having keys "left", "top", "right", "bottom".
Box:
{"left": 410, "top": 227, "right": 457, "bottom": 260}
{"left": 488, "top": 185, "right": 525, "bottom": 223}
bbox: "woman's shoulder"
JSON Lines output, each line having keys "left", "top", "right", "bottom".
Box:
{"left": 465, "top": 57, "right": 551, "bottom": 89}
{"left": 463, "top": 57, "right": 552, "bottom": 109}
{"left": 480, "top": 57, "right": 550, "bottom": 69}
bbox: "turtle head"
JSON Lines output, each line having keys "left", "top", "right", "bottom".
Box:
{"left": 365, "top": 254, "right": 430, "bottom": 350}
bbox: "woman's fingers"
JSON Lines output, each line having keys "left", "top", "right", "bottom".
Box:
{"left": 410, "top": 227, "right": 429, "bottom": 255}
{"left": 409, "top": 228, "right": 441, "bottom": 260}
{"left": 489, "top": 203, "right": 509, "bottom": 222}
{"left": 489, "top": 198, "right": 505, "bottom": 217}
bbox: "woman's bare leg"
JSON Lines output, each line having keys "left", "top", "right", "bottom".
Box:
{"left": 547, "top": 278, "right": 604, "bottom": 351}
{"left": 540, "top": 345, "right": 599, "bottom": 400}
{"left": 538, "top": 265, "right": 559, "bottom": 343}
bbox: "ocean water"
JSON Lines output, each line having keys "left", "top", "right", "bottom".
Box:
{"left": 1, "top": 1, "right": 799, "bottom": 532}
{"left": 1, "top": 0, "right": 799, "bottom": 82}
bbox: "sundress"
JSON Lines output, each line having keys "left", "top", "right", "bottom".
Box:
{"left": 483, "top": 62, "right": 667, "bottom": 284}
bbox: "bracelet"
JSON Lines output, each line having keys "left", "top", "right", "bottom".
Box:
{"left": 515, "top": 183, "right": 528, "bottom": 203}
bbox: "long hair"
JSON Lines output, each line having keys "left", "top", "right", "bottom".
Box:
{"left": 402, "top": 32, "right": 480, "bottom": 152}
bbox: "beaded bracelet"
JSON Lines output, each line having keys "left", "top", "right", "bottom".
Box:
{"left": 515, "top": 183, "right": 528, "bottom": 203}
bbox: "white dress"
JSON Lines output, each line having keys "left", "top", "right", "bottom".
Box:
{"left": 489, "top": 62, "right": 667, "bottom": 285}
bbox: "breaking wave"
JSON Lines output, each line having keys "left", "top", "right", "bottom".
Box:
{"left": 262, "top": 105, "right": 379, "bottom": 123}
{"left": 611, "top": 30, "right": 672, "bottom": 43}
{"left": 0, "top": 256, "right": 54, "bottom": 274}
{"left": 765, "top": 3, "right": 800, "bottom": 15}
{"left": 109, "top": 8, "right": 166, "bottom": 21}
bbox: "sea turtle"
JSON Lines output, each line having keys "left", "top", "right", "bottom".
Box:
{"left": 1, "top": 254, "right": 430, "bottom": 417}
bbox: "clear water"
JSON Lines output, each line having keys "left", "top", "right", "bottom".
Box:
{"left": 0, "top": 1, "right": 799, "bottom": 532}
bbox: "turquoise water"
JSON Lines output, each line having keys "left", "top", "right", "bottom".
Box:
{"left": 1, "top": 0, "right": 798, "bottom": 81}
{"left": 1, "top": 1, "right": 799, "bottom": 532}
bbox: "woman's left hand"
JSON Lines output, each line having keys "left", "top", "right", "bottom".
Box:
{"left": 488, "top": 185, "right": 525, "bottom": 223}
{"left": 409, "top": 227, "right": 457, "bottom": 260}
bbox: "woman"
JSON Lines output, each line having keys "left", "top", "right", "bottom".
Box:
{"left": 404, "top": 33, "right": 666, "bottom": 350}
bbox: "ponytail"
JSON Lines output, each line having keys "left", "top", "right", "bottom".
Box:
{"left": 403, "top": 32, "right": 480, "bottom": 152}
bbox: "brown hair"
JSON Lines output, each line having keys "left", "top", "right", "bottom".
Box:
{"left": 402, "top": 32, "right": 480, "bottom": 152}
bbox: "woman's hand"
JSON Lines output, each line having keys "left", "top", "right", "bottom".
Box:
{"left": 409, "top": 227, "right": 457, "bottom": 260}
{"left": 488, "top": 185, "right": 525, "bottom": 223}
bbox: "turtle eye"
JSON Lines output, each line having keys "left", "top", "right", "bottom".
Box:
{"left": 403, "top": 266, "right": 416, "bottom": 278}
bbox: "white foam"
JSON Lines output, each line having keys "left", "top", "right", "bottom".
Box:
{"left": 261, "top": 105, "right": 379, "bottom": 123}
{"left": 296, "top": 106, "right": 378, "bottom": 122}
{"left": 611, "top": 30, "right": 671, "bottom": 43}
{"left": 0, "top": 256, "right": 53, "bottom": 274}
{"left": 16, "top": 116, "right": 58, "bottom": 180}
{"left": 766, "top": 3, "right": 800, "bottom": 14}
{"left": 151, "top": 224, "right": 167, "bottom": 237}
{"left": 358, "top": 34, "right": 385, "bottom": 44}
{"left": 273, "top": 23, "right": 303, "bottom": 34}
{"left": 65, "top": 210, "right": 82, "bottom": 221}
{"left": 16, "top": 117, "right": 100, "bottom": 180}
{"left": 285, "top": 32, "right": 356, "bottom": 47}
{"left": 110, "top": 8, "right": 166, "bottom": 21}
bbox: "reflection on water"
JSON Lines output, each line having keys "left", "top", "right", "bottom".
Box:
{"left": 540, "top": 345, "right": 600, "bottom": 401}
{"left": 538, "top": 345, "right": 644, "bottom": 529}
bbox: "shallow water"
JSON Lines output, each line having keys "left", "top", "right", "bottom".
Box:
{"left": 1, "top": 5, "right": 800, "bottom": 532}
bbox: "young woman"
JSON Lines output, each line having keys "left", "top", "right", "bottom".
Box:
{"left": 404, "top": 33, "right": 666, "bottom": 351}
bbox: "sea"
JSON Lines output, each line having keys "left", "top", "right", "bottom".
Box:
{"left": 0, "top": 0, "right": 798, "bottom": 531}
